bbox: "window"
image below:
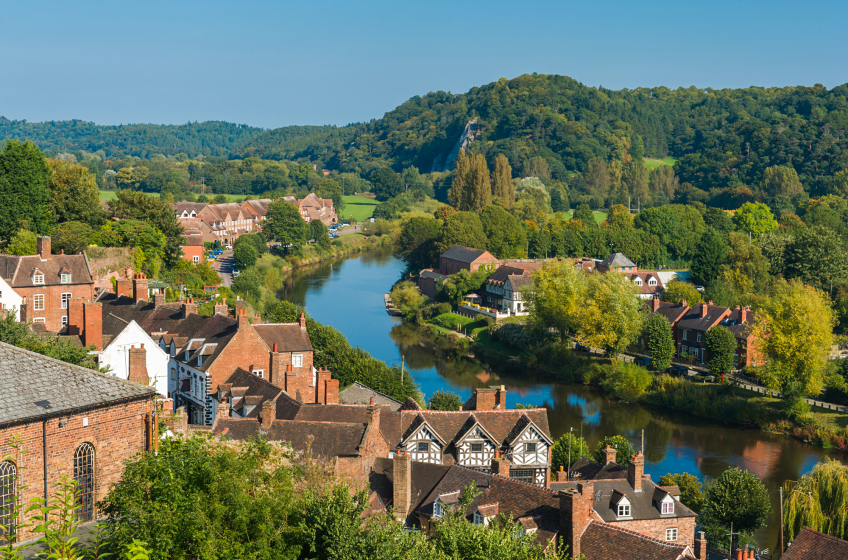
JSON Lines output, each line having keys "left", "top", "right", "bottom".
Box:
{"left": 0, "top": 460, "right": 16, "bottom": 541}
{"left": 292, "top": 354, "right": 303, "bottom": 368}
{"left": 61, "top": 273, "right": 71, "bottom": 283}
{"left": 192, "top": 256, "right": 200, "bottom": 263}
{"left": 33, "top": 274, "right": 44, "bottom": 285}
{"left": 634, "top": 278, "right": 642, "bottom": 286}
{"left": 254, "top": 369, "right": 264, "bottom": 379}
{"left": 61, "top": 293, "right": 72, "bottom": 309}
{"left": 170, "top": 368, "right": 177, "bottom": 381}
{"left": 661, "top": 501, "right": 674, "bottom": 514}
{"left": 433, "top": 500, "right": 445, "bottom": 519}
{"left": 61, "top": 316, "right": 68, "bottom": 328}
{"left": 665, "top": 528, "right": 678, "bottom": 542}
{"left": 697, "top": 332, "right": 702, "bottom": 343}
{"left": 648, "top": 278, "right": 657, "bottom": 286}
{"left": 473, "top": 511, "right": 484, "bottom": 525}
{"left": 471, "top": 443, "right": 483, "bottom": 452}
{"left": 73, "top": 443, "right": 95, "bottom": 523}
{"left": 33, "top": 294, "right": 45, "bottom": 311}
{"left": 417, "top": 442, "right": 428, "bottom": 452}
{"left": 525, "top": 443, "right": 537, "bottom": 453}
{"left": 682, "top": 330, "right": 688, "bottom": 341}
{"left": 617, "top": 504, "right": 631, "bottom": 517}
{"left": 32, "top": 318, "right": 45, "bottom": 324}
{"left": 509, "top": 469, "right": 535, "bottom": 484}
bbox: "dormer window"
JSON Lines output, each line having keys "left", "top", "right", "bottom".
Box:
{"left": 662, "top": 501, "right": 674, "bottom": 514}
{"left": 61, "top": 273, "right": 71, "bottom": 283}
{"left": 634, "top": 278, "right": 643, "bottom": 286}
{"left": 197, "top": 355, "right": 203, "bottom": 367}
{"left": 33, "top": 274, "right": 44, "bottom": 285}
{"left": 433, "top": 499, "right": 446, "bottom": 519}
{"left": 648, "top": 278, "right": 657, "bottom": 286}
{"left": 617, "top": 503, "right": 631, "bottom": 517}
{"left": 473, "top": 511, "right": 484, "bottom": 525}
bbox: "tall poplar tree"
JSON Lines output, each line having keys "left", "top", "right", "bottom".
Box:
{"left": 448, "top": 148, "right": 470, "bottom": 210}
{"left": 492, "top": 154, "right": 514, "bottom": 207}
{"left": 464, "top": 154, "right": 491, "bottom": 212}
{"left": 0, "top": 140, "right": 50, "bottom": 242}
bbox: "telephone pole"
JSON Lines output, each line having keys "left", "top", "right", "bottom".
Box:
{"left": 779, "top": 487, "right": 785, "bottom": 555}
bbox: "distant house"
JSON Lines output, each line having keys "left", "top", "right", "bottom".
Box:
{"left": 339, "top": 381, "right": 404, "bottom": 410}
{"left": 181, "top": 228, "right": 205, "bottom": 263}
{"left": 173, "top": 201, "right": 264, "bottom": 245}
{"left": 782, "top": 527, "right": 848, "bottom": 560}
{"left": 439, "top": 245, "right": 500, "bottom": 276}
{"left": 482, "top": 263, "right": 541, "bottom": 315}
{"left": 597, "top": 252, "right": 638, "bottom": 273}
{"left": 283, "top": 193, "right": 337, "bottom": 226}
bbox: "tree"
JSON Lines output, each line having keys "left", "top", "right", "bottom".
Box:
{"left": 51, "top": 221, "right": 93, "bottom": 254}
{"left": 435, "top": 211, "right": 487, "bottom": 254}
{"left": 47, "top": 159, "right": 104, "bottom": 225}
{"left": 263, "top": 199, "right": 308, "bottom": 254}
{"left": 571, "top": 204, "right": 595, "bottom": 226}
{"left": 784, "top": 225, "right": 848, "bottom": 292}
{"left": 427, "top": 390, "right": 463, "bottom": 411}
{"left": 233, "top": 242, "right": 258, "bottom": 270}
{"left": 522, "top": 157, "right": 551, "bottom": 180}
{"left": 550, "top": 188, "right": 568, "bottom": 213}
{"left": 480, "top": 205, "right": 526, "bottom": 259}
{"left": 622, "top": 159, "right": 649, "bottom": 203}
{"left": 756, "top": 231, "right": 792, "bottom": 276}
{"left": 370, "top": 167, "right": 404, "bottom": 201}
{"left": 604, "top": 204, "right": 633, "bottom": 230}
{"left": 573, "top": 271, "right": 644, "bottom": 356}
{"left": 434, "top": 205, "right": 456, "bottom": 221}
{"left": 0, "top": 311, "right": 99, "bottom": 370}
{"left": 491, "top": 154, "right": 514, "bottom": 207}
{"left": 705, "top": 325, "right": 736, "bottom": 376}
{"left": 317, "top": 178, "right": 345, "bottom": 211}
{"left": 390, "top": 280, "right": 428, "bottom": 321}
{"left": 690, "top": 228, "right": 728, "bottom": 285}
{"left": 448, "top": 149, "right": 470, "bottom": 210}
{"left": 109, "top": 190, "right": 185, "bottom": 266}
{"left": 583, "top": 158, "right": 610, "bottom": 199}
{"left": 464, "top": 154, "right": 492, "bottom": 212}
{"left": 751, "top": 279, "right": 834, "bottom": 404}
{"left": 658, "top": 473, "right": 704, "bottom": 513}
{"left": 0, "top": 140, "right": 50, "bottom": 242}
{"left": 528, "top": 260, "right": 583, "bottom": 340}
{"left": 784, "top": 458, "right": 848, "bottom": 541}
{"left": 661, "top": 280, "right": 704, "bottom": 305}
{"left": 593, "top": 436, "right": 636, "bottom": 468}
{"left": 551, "top": 432, "right": 590, "bottom": 473}
{"left": 309, "top": 219, "right": 330, "bottom": 250}
{"left": 5, "top": 229, "right": 37, "bottom": 255}
{"left": 833, "top": 169, "right": 848, "bottom": 197}
{"left": 733, "top": 202, "right": 778, "bottom": 239}
{"left": 703, "top": 207, "right": 735, "bottom": 234}
{"left": 648, "top": 165, "right": 679, "bottom": 202}
{"left": 395, "top": 216, "right": 441, "bottom": 270}
{"left": 704, "top": 467, "right": 771, "bottom": 534}
{"left": 761, "top": 165, "right": 803, "bottom": 199}
{"left": 646, "top": 313, "right": 674, "bottom": 371}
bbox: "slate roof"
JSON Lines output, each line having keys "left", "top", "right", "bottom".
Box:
{"left": 339, "top": 382, "right": 403, "bottom": 410}
{"left": 253, "top": 323, "right": 313, "bottom": 352}
{"left": 0, "top": 341, "right": 154, "bottom": 426}
{"left": 782, "top": 527, "right": 848, "bottom": 560}
{"left": 580, "top": 521, "right": 693, "bottom": 560}
{"left": 221, "top": 368, "right": 283, "bottom": 418}
{"left": 212, "top": 418, "right": 368, "bottom": 458}
{"left": 441, "top": 245, "right": 496, "bottom": 264}
{"left": 646, "top": 299, "right": 689, "bottom": 327}
{"left": 0, "top": 253, "right": 93, "bottom": 287}
{"left": 676, "top": 302, "right": 731, "bottom": 332}
{"left": 600, "top": 252, "right": 636, "bottom": 269}
{"left": 369, "top": 457, "right": 452, "bottom": 526}
{"left": 722, "top": 308, "right": 757, "bottom": 340}
{"left": 562, "top": 456, "right": 628, "bottom": 481}
{"left": 419, "top": 269, "right": 447, "bottom": 281}
{"left": 557, "top": 478, "right": 697, "bottom": 523}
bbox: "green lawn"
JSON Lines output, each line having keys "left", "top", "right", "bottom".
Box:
{"left": 340, "top": 195, "right": 380, "bottom": 222}
{"left": 99, "top": 190, "right": 249, "bottom": 202}
{"left": 644, "top": 157, "right": 677, "bottom": 170}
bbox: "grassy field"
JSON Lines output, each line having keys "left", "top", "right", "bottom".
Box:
{"left": 99, "top": 190, "right": 246, "bottom": 202}
{"left": 644, "top": 157, "right": 677, "bottom": 170}
{"left": 340, "top": 195, "right": 380, "bottom": 222}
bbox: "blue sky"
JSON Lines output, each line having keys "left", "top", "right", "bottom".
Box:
{"left": 2, "top": 0, "right": 846, "bottom": 129}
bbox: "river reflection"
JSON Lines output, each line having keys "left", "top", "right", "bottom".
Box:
{"left": 278, "top": 246, "right": 844, "bottom": 551}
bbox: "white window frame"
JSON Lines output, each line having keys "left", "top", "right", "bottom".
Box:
{"left": 665, "top": 528, "right": 678, "bottom": 541}
{"left": 661, "top": 501, "right": 674, "bottom": 514}
{"left": 61, "top": 292, "right": 72, "bottom": 309}
{"left": 33, "top": 294, "right": 45, "bottom": 311}
{"left": 32, "top": 318, "right": 45, "bottom": 324}
{"left": 617, "top": 503, "right": 631, "bottom": 517}
{"left": 33, "top": 274, "right": 44, "bottom": 285}
{"left": 253, "top": 369, "right": 264, "bottom": 379}
{"left": 61, "top": 316, "right": 68, "bottom": 328}
{"left": 648, "top": 278, "right": 657, "bottom": 286}
{"left": 61, "top": 273, "right": 71, "bottom": 284}
{"left": 697, "top": 332, "right": 702, "bottom": 343}
{"left": 192, "top": 256, "right": 200, "bottom": 263}
{"left": 292, "top": 354, "right": 303, "bottom": 368}
{"left": 433, "top": 500, "right": 445, "bottom": 519}
{"left": 525, "top": 442, "right": 537, "bottom": 453}
{"left": 682, "top": 330, "right": 688, "bottom": 341}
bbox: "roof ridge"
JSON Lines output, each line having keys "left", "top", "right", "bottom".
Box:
{"left": 450, "top": 463, "right": 557, "bottom": 495}
{"left": 589, "top": 520, "right": 687, "bottom": 550}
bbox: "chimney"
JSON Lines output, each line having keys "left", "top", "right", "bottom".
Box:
{"left": 237, "top": 309, "right": 250, "bottom": 329}
{"left": 367, "top": 396, "right": 381, "bottom": 429}
{"left": 393, "top": 451, "right": 412, "bottom": 520}
{"left": 491, "top": 449, "right": 511, "bottom": 477}
{"left": 83, "top": 302, "right": 102, "bottom": 350}
{"left": 316, "top": 367, "right": 332, "bottom": 403}
{"left": 740, "top": 306, "right": 748, "bottom": 323}
{"left": 235, "top": 297, "right": 245, "bottom": 316}
{"left": 736, "top": 550, "right": 743, "bottom": 560}
{"left": 651, "top": 295, "right": 660, "bottom": 312}
{"left": 680, "top": 298, "right": 687, "bottom": 308}
{"left": 216, "top": 398, "right": 229, "bottom": 420}
{"left": 474, "top": 388, "right": 497, "bottom": 410}
{"left": 128, "top": 344, "right": 148, "bottom": 385}
{"left": 602, "top": 445, "right": 617, "bottom": 465}
{"left": 253, "top": 313, "right": 262, "bottom": 324}
{"left": 628, "top": 451, "right": 644, "bottom": 492}
{"left": 299, "top": 312, "right": 306, "bottom": 329}
{"left": 495, "top": 385, "right": 507, "bottom": 409}
{"left": 694, "top": 532, "right": 707, "bottom": 560}
{"left": 214, "top": 298, "right": 228, "bottom": 316}
{"left": 325, "top": 379, "right": 339, "bottom": 405}
{"left": 260, "top": 399, "right": 276, "bottom": 427}
{"left": 133, "top": 273, "right": 149, "bottom": 304}
{"left": 556, "top": 465, "right": 566, "bottom": 482}
{"left": 19, "top": 298, "right": 29, "bottom": 323}
{"left": 36, "top": 236, "right": 51, "bottom": 260}
{"left": 700, "top": 303, "right": 708, "bottom": 318}
{"left": 116, "top": 278, "right": 131, "bottom": 298}
{"left": 559, "top": 482, "right": 593, "bottom": 560}
{"left": 153, "top": 293, "right": 166, "bottom": 308}
{"left": 181, "top": 298, "right": 197, "bottom": 319}
{"left": 269, "top": 343, "right": 283, "bottom": 385}
{"left": 67, "top": 297, "right": 85, "bottom": 337}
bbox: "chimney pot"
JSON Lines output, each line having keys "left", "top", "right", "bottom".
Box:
{"left": 370, "top": 397, "right": 375, "bottom": 405}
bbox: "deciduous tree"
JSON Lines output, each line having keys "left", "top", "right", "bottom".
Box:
{"left": 480, "top": 205, "right": 525, "bottom": 258}
{"left": 528, "top": 260, "right": 583, "bottom": 339}
{"left": 704, "top": 467, "right": 771, "bottom": 534}
{"left": 594, "top": 435, "right": 636, "bottom": 467}
{"left": 427, "top": 390, "right": 463, "bottom": 411}
{"left": 551, "top": 432, "right": 590, "bottom": 472}
{"left": 47, "top": 159, "right": 104, "bottom": 225}
{"left": 370, "top": 167, "right": 404, "bottom": 201}
{"left": 448, "top": 149, "right": 470, "bottom": 210}
{"left": 464, "top": 154, "right": 492, "bottom": 212}
{"left": 784, "top": 458, "right": 848, "bottom": 541}
{"left": 395, "top": 216, "right": 441, "bottom": 270}
{"left": 263, "top": 199, "right": 308, "bottom": 254}
{"left": 109, "top": 190, "right": 185, "bottom": 266}
{"left": 658, "top": 473, "right": 704, "bottom": 513}
{"left": 583, "top": 158, "right": 610, "bottom": 199}
{"left": 648, "top": 165, "right": 679, "bottom": 202}
{"left": 733, "top": 202, "right": 778, "bottom": 239}
{"left": 435, "top": 211, "right": 487, "bottom": 254}
{"left": 660, "top": 280, "right": 703, "bottom": 305}
{"left": 784, "top": 225, "right": 848, "bottom": 292}
{"left": 690, "top": 228, "right": 728, "bottom": 285}
{"left": 705, "top": 325, "right": 736, "bottom": 375}
{"left": 761, "top": 165, "right": 804, "bottom": 199}
{"left": 647, "top": 313, "right": 674, "bottom": 371}
{"left": 573, "top": 271, "right": 644, "bottom": 356}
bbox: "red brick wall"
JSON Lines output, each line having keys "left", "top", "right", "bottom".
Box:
{"left": 0, "top": 397, "right": 153, "bottom": 541}
{"left": 18, "top": 282, "right": 95, "bottom": 333}
{"left": 206, "top": 321, "right": 272, "bottom": 394}
{"left": 611, "top": 515, "right": 696, "bottom": 547}
{"left": 182, "top": 246, "right": 204, "bottom": 263}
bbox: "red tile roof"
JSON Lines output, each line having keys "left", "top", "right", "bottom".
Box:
{"left": 782, "top": 527, "right": 848, "bottom": 560}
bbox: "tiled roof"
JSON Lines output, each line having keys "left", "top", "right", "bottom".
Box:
{"left": 369, "top": 457, "right": 451, "bottom": 526}
{"left": 677, "top": 302, "right": 731, "bottom": 332}
{"left": 0, "top": 253, "right": 93, "bottom": 287}
{"left": 253, "top": 323, "right": 313, "bottom": 353}
{"left": 558, "top": 478, "right": 697, "bottom": 523}
{"left": 562, "top": 457, "right": 628, "bottom": 481}
{"left": 600, "top": 252, "right": 636, "bottom": 268}
{"left": 419, "top": 269, "right": 447, "bottom": 280}
{"left": 339, "top": 382, "right": 403, "bottom": 410}
{"left": 441, "top": 245, "right": 496, "bottom": 264}
{"left": 646, "top": 300, "right": 689, "bottom": 326}
{"left": 626, "top": 272, "right": 665, "bottom": 295}
{"left": 222, "top": 368, "right": 283, "bottom": 418}
{"left": 722, "top": 308, "right": 757, "bottom": 340}
{"left": 580, "top": 520, "right": 693, "bottom": 560}
{"left": 0, "top": 341, "right": 154, "bottom": 426}
{"left": 782, "top": 527, "right": 848, "bottom": 560}
{"left": 213, "top": 417, "right": 368, "bottom": 458}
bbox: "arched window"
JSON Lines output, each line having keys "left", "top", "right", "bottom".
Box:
{"left": 73, "top": 443, "right": 95, "bottom": 522}
{"left": 0, "top": 461, "right": 16, "bottom": 540}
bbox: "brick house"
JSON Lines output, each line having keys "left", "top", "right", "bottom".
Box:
{"left": 597, "top": 252, "right": 638, "bottom": 273}
{"left": 481, "top": 263, "right": 540, "bottom": 315}
{"left": 439, "top": 245, "right": 500, "bottom": 276}
{"left": 173, "top": 201, "right": 263, "bottom": 245}
{"left": 283, "top": 193, "right": 337, "bottom": 226}
{"left": 371, "top": 451, "right": 706, "bottom": 560}
{"left": 181, "top": 227, "right": 205, "bottom": 263}
{"left": 0, "top": 236, "right": 95, "bottom": 332}
{"left": 0, "top": 341, "right": 156, "bottom": 542}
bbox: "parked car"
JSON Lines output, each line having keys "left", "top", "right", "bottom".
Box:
{"left": 225, "top": 244, "right": 233, "bottom": 250}
{"left": 233, "top": 270, "right": 240, "bottom": 278}
{"left": 635, "top": 356, "right": 651, "bottom": 367}
{"left": 670, "top": 365, "right": 688, "bottom": 376}
{"left": 212, "top": 249, "right": 223, "bottom": 255}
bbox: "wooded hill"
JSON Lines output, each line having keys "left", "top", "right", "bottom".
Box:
{"left": 5, "top": 74, "right": 848, "bottom": 197}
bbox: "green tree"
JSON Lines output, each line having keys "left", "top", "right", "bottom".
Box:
{"left": 705, "top": 325, "right": 736, "bottom": 376}
{"left": 427, "top": 390, "right": 463, "bottom": 411}
{"left": 47, "top": 159, "right": 104, "bottom": 225}
{"left": 622, "top": 159, "right": 649, "bottom": 202}
{"left": 5, "top": 229, "right": 37, "bottom": 255}
{"left": 551, "top": 432, "right": 590, "bottom": 473}
{"left": 434, "top": 205, "right": 456, "bottom": 221}
{"left": 310, "top": 219, "right": 330, "bottom": 250}
{"left": 448, "top": 148, "right": 470, "bottom": 210}
{"left": 703, "top": 207, "right": 735, "bottom": 234}
{"left": 480, "top": 205, "right": 526, "bottom": 259}
{"left": 573, "top": 271, "right": 644, "bottom": 356}
{"left": 571, "top": 204, "right": 596, "bottom": 227}
{"left": 833, "top": 169, "right": 848, "bottom": 197}
{"left": 390, "top": 280, "right": 428, "bottom": 321}
{"left": 233, "top": 242, "right": 258, "bottom": 270}
{"left": 394, "top": 216, "right": 441, "bottom": 271}
{"left": 522, "top": 157, "right": 552, "bottom": 179}
{"left": 604, "top": 204, "right": 633, "bottom": 230}
{"left": 761, "top": 165, "right": 804, "bottom": 199}
{"left": 594, "top": 436, "right": 636, "bottom": 468}
{"left": 402, "top": 166, "right": 433, "bottom": 199}
{"left": 317, "top": 178, "right": 345, "bottom": 211}
{"left": 756, "top": 231, "right": 792, "bottom": 276}
{"left": 51, "top": 221, "right": 93, "bottom": 254}
{"left": 733, "top": 202, "right": 778, "bottom": 239}
{"left": 263, "top": 199, "right": 308, "bottom": 254}
{"left": 648, "top": 165, "right": 679, "bottom": 202}
{"left": 528, "top": 260, "right": 583, "bottom": 339}
{"left": 109, "top": 190, "right": 185, "bottom": 266}
{"left": 435, "top": 211, "right": 487, "bottom": 254}
{"left": 464, "top": 153, "right": 492, "bottom": 212}
{"left": 690, "top": 228, "right": 728, "bottom": 285}
{"left": 646, "top": 313, "right": 674, "bottom": 371}
{"left": 784, "top": 458, "right": 848, "bottom": 541}
{"left": 0, "top": 311, "right": 99, "bottom": 370}
{"left": 784, "top": 225, "right": 848, "bottom": 292}
{"left": 550, "top": 188, "right": 568, "bottom": 213}
{"left": 491, "top": 154, "right": 514, "bottom": 207}
{"left": 0, "top": 140, "right": 51, "bottom": 242}
{"left": 583, "top": 158, "right": 610, "bottom": 199}
{"left": 704, "top": 467, "right": 771, "bottom": 534}
{"left": 661, "top": 280, "right": 704, "bottom": 305}
{"left": 370, "top": 167, "right": 404, "bottom": 201}
{"left": 658, "top": 473, "right": 704, "bottom": 513}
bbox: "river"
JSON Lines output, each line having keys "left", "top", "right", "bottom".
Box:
{"left": 279, "top": 246, "right": 843, "bottom": 552}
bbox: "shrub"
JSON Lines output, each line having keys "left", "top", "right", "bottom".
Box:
{"left": 490, "top": 323, "right": 535, "bottom": 349}
{"left": 427, "top": 390, "right": 463, "bottom": 411}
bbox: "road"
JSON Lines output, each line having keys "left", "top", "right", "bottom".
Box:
{"left": 214, "top": 250, "right": 234, "bottom": 287}
{"left": 337, "top": 224, "right": 362, "bottom": 236}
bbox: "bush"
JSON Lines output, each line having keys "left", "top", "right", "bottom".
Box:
{"left": 600, "top": 362, "right": 653, "bottom": 401}
{"left": 489, "top": 323, "right": 535, "bottom": 349}
{"left": 427, "top": 390, "right": 463, "bottom": 411}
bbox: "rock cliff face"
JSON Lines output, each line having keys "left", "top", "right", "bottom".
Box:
{"left": 432, "top": 119, "right": 478, "bottom": 172}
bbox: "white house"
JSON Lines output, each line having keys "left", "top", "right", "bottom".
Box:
{"left": 96, "top": 320, "right": 170, "bottom": 395}
{"left": 0, "top": 275, "right": 23, "bottom": 320}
